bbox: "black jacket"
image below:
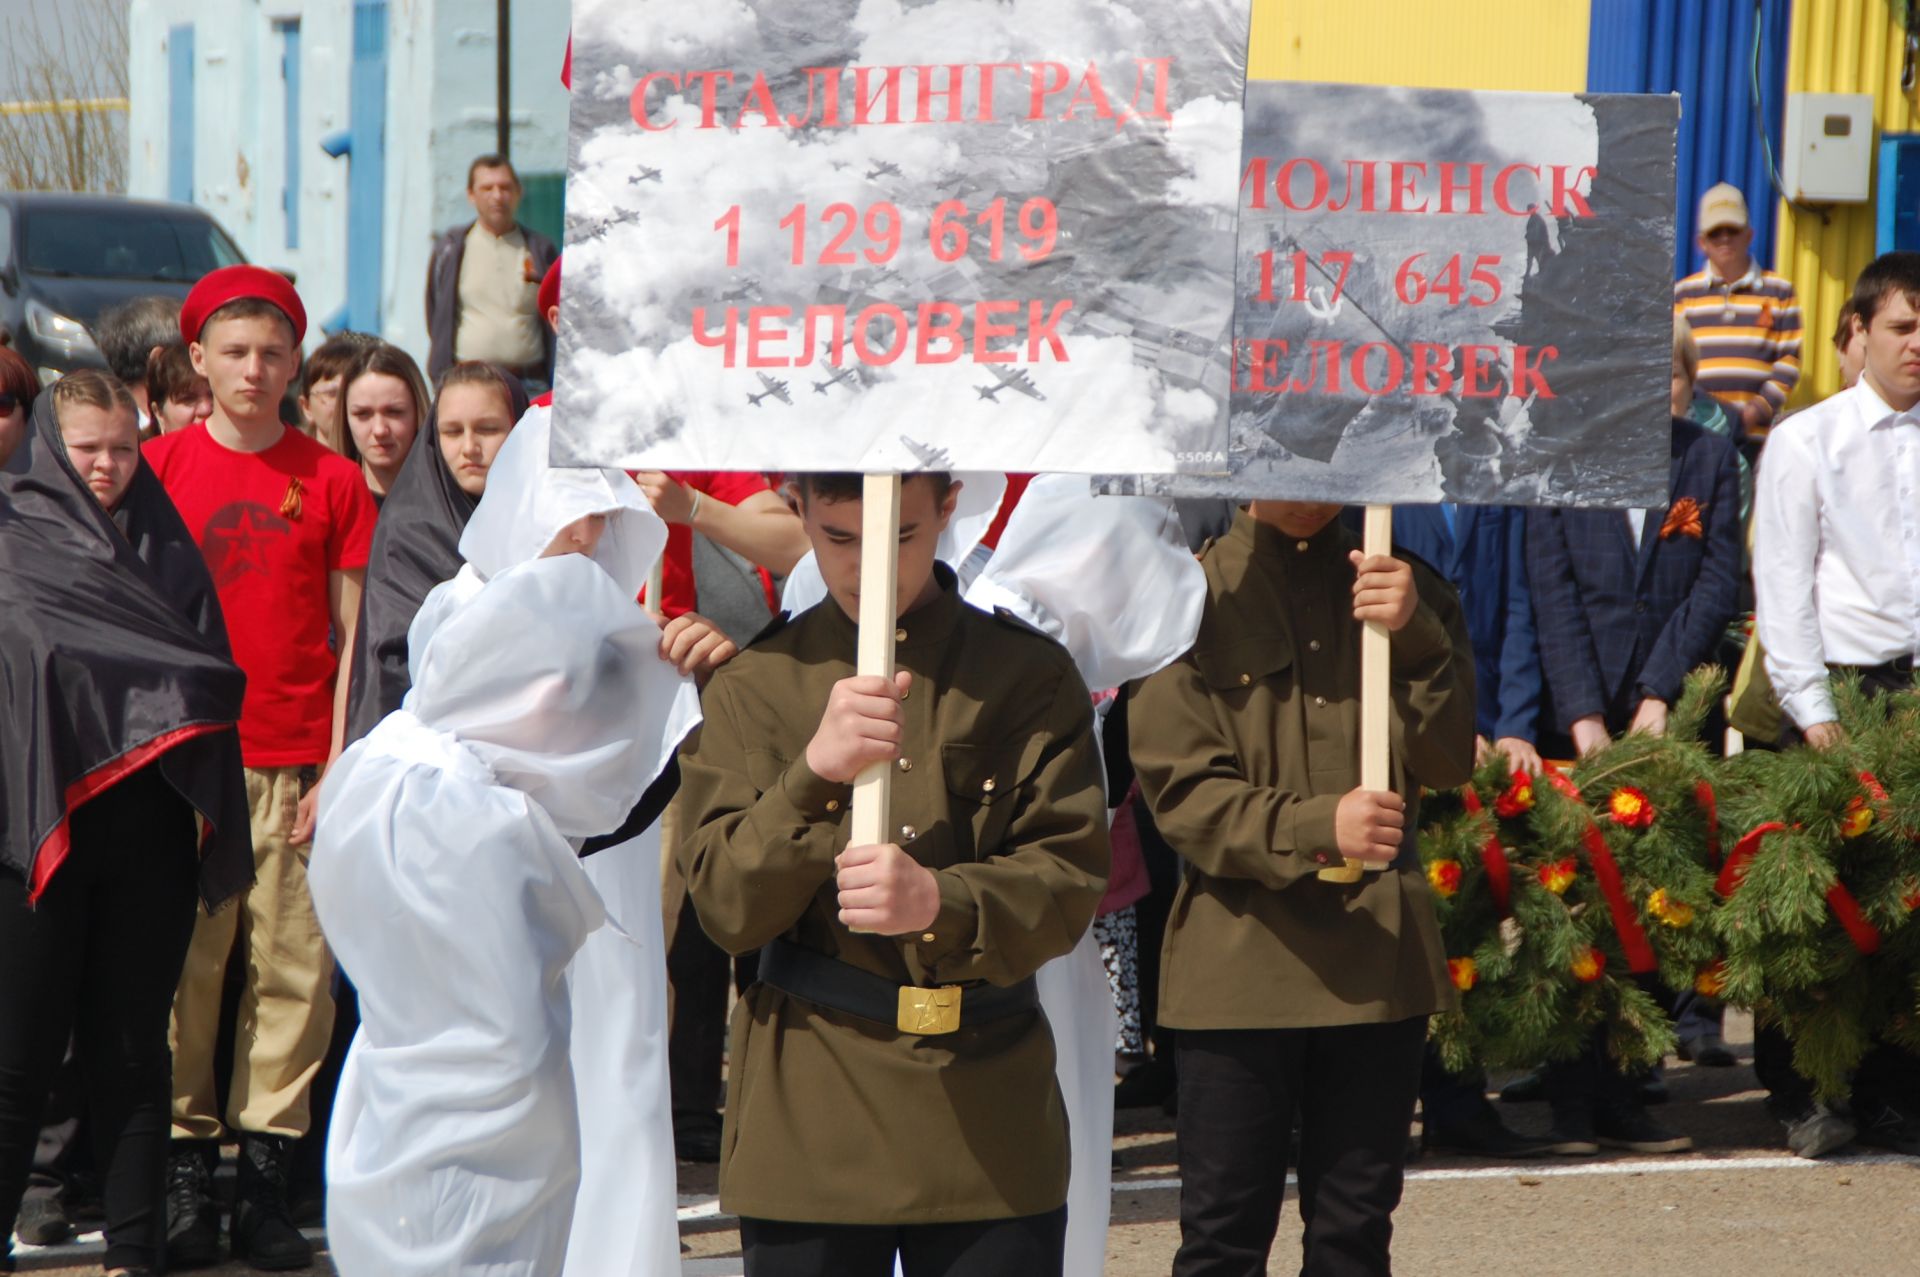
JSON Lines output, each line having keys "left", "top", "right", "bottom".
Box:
{"left": 424, "top": 220, "right": 560, "bottom": 382}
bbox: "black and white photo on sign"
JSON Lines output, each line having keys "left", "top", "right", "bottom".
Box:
{"left": 551, "top": 0, "right": 1253, "bottom": 475}
{"left": 1101, "top": 83, "right": 1678, "bottom": 508}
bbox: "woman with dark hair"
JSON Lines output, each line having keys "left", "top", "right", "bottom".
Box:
{"left": 0, "top": 391, "right": 252, "bottom": 1277}
{"left": 0, "top": 344, "right": 37, "bottom": 469}
{"left": 337, "top": 344, "right": 432, "bottom": 503}
{"left": 143, "top": 344, "right": 214, "bottom": 440}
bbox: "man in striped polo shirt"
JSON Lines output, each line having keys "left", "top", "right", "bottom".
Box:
{"left": 1674, "top": 182, "right": 1802, "bottom": 445}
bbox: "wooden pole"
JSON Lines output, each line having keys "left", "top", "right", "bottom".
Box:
{"left": 849, "top": 474, "right": 903, "bottom": 855}
{"left": 1318, "top": 504, "right": 1394, "bottom": 884}
{"left": 645, "top": 559, "right": 666, "bottom": 622}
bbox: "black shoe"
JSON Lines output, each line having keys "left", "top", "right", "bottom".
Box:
{"left": 1639, "top": 1075, "right": 1669, "bottom": 1106}
{"left": 14, "top": 1188, "right": 72, "bottom": 1246}
{"left": 1853, "top": 1102, "right": 1920, "bottom": 1156}
{"left": 1595, "top": 1106, "right": 1692, "bottom": 1154}
{"left": 1678, "top": 1033, "right": 1737, "bottom": 1068}
{"left": 1421, "top": 1102, "right": 1559, "bottom": 1158}
{"left": 1499, "top": 1070, "right": 1546, "bottom": 1104}
{"left": 232, "top": 1134, "right": 314, "bottom": 1271}
{"left": 674, "top": 1121, "right": 722, "bottom": 1164}
{"left": 1114, "top": 1058, "right": 1176, "bottom": 1109}
{"left": 1540, "top": 1110, "right": 1600, "bottom": 1156}
{"left": 165, "top": 1142, "right": 222, "bottom": 1270}
{"left": 1784, "top": 1102, "right": 1856, "bottom": 1159}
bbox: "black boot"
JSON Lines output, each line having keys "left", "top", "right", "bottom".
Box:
{"left": 164, "top": 1140, "right": 222, "bottom": 1270}
{"left": 232, "top": 1134, "right": 314, "bottom": 1271}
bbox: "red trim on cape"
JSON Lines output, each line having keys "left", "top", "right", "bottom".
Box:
{"left": 29, "top": 722, "right": 229, "bottom": 902}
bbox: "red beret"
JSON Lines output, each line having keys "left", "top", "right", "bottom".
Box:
{"left": 180, "top": 265, "right": 307, "bottom": 345}
{"left": 538, "top": 256, "right": 563, "bottom": 326}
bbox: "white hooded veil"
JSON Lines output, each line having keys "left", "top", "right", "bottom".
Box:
{"left": 311, "top": 405, "right": 694, "bottom": 1277}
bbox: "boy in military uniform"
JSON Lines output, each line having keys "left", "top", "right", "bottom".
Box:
{"left": 1131, "top": 501, "right": 1475, "bottom": 1277}
{"left": 676, "top": 472, "right": 1110, "bottom": 1277}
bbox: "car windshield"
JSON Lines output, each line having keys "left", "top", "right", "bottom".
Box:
{"left": 20, "top": 207, "right": 245, "bottom": 282}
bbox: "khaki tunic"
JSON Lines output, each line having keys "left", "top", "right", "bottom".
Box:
{"left": 676, "top": 577, "right": 1110, "bottom": 1224}
{"left": 1130, "top": 511, "right": 1475, "bottom": 1030}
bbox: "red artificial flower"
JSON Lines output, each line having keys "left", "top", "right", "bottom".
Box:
{"left": 1493, "top": 770, "right": 1535, "bottom": 819}
{"left": 1427, "top": 859, "right": 1463, "bottom": 898}
{"left": 1695, "top": 961, "right": 1727, "bottom": 998}
{"left": 1608, "top": 786, "right": 1656, "bottom": 829}
{"left": 1537, "top": 858, "right": 1577, "bottom": 895}
{"left": 1841, "top": 796, "right": 1875, "bottom": 840}
{"left": 1647, "top": 889, "right": 1695, "bottom": 928}
{"left": 1571, "top": 947, "right": 1607, "bottom": 983}
{"left": 1449, "top": 957, "right": 1479, "bottom": 991}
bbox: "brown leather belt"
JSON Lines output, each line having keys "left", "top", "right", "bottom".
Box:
{"left": 756, "top": 937, "right": 1038, "bottom": 1035}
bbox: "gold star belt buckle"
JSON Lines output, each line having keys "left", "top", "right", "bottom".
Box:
{"left": 897, "top": 985, "right": 963, "bottom": 1035}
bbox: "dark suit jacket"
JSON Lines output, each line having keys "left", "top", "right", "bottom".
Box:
{"left": 1525, "top": 418, "right": 1741, "bottom": 732}
{"left": 424, "top": 220, "right": 560, "bottom": 382}
{"left": 1393, "top": 505, "right": 1541, "bottom": 743}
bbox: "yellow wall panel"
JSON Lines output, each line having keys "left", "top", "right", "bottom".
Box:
{"left": 1248, "top": 0, "right": 1591, "bottom": 91}
{"left": 1777, "top": 0, "right": 1920, "bottom": 404}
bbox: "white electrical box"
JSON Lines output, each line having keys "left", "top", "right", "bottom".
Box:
{"left": 1782, "top": 92, "right": 1874, "bottom": 203}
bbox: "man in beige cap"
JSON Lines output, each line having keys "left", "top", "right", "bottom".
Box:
{"left": 1674, "top": 182, "right": 1803, "bottom": 445}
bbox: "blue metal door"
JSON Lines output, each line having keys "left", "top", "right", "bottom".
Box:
{"left": 167, "top": 24, "right": 195, "bottom": 204}
{"left": 278, "top": 20, "right": 302, "bottom": 250}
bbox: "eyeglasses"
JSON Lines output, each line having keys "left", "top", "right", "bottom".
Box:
{"left": 0, "top": 393, "right": 19, "bottom": 415}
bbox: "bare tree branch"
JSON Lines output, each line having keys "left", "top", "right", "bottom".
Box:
{"left": 0, "top": 0, "right": 130, "bottom": 193}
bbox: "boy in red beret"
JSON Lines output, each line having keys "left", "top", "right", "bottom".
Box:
{"left": 143, "top": 265, "right": 378, "bottom": 1271}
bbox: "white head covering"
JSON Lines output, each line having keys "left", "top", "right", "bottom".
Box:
{"left": 779, "top": 472, "right": 1007, "bottom": 615}
{"left": 401, "top": 403, "right": 697, "bottom": 837}
{"left": 962, "top": 475, "right": 1205, "bottom": 692}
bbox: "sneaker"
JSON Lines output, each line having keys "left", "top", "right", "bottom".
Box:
{"left": 164, "top": 1143, "right": 222, "bottom": 1270}
{"left": 1595, "top": 1106, "right": 1693, "bottom": 1154}
{"left": 232, "top": 1134, "right": 314, "bottom": 1271}
{"left": 1499, "top": 1070, "right": 1546, "bottom": 1104}
{"left": 1677, "top": 1033, "right": 1738, "bottom": 1068}
{"left": 1421, "top": 1102, "right": 1559, "bottom": 1159}
{"left": 1114, "top": 1058, "right": 1176, "bottom": 1110}
{"left": 1853, "top": 1102, "right": 1920, "bottom": 1156}
{"left": 674, "top": 1120, "right": 722, "bottom": 1164}
{"left": 1541, "top": 1108, "right": 1599, "bottom": 1156}
{"left": 1784, "top": 1103, "right": 1856, "bottom": 1159}
{"left": 13, "top": 1189, "right": 72, "bottom": 1246}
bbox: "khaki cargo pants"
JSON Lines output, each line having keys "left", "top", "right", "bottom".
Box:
{"left": 169, "top": 765, "right": 335, "bottom": 1140}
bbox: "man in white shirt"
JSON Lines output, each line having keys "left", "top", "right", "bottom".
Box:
{"left": 425, "top": 155, "right": 560, "bottom": 388}
{"left": 1752, "top": 249, "right": 1920, "bottom": 1158}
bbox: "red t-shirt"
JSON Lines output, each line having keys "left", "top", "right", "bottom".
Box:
{"left": 144, "top": 423, "right": 377, "bottom": 767}
{"left": 659, "top": 471, "right": 779, "bottom": 619}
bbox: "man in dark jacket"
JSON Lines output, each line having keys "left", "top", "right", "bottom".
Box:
{"left": 424, "top": 155, "right": 560, "bottom": 388}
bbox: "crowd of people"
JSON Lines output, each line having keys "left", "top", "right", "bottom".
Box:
{"left": 1, "top": 157, "right": 1917, "bottom": 1277}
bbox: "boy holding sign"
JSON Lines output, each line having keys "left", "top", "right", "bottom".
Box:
{"left": 1130, "top": 501, "right": 1475, "bottom": 1277}
{"left": 675, "top": 472, "right": 1110, "bottom": 1277}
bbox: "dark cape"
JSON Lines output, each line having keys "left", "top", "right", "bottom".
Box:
{"left": 344, "top": 375, "right": 532, "bottom": 745}
{"left": 0, "top": 397, "right": 252, "bottom": 908}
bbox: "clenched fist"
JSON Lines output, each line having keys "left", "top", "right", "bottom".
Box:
{"left": 1335, "top": 788, "right": 1405, "bottom": 867}
{"left": 805, "top": 671, "right": 914, "bottom": 784}
{"left": 1348, "top": 551, "right": 1417, "bottom": 632}
{"left": 836, "top": 842, "right": 941, "bottom": 935}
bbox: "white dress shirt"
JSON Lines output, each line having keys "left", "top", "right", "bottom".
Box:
{"left": 1754, "top": 377, "right": 1920, "bottom": 729}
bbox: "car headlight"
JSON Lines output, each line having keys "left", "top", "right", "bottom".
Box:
{"left": 25, "top": 299, "right": 101, "bottom": 357}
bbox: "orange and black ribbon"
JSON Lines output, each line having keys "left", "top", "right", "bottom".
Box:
{"left": 1545, "top": 769, "right": 1658, "bottom": 974}
{"left": 1459, "top": 786, "right": 1513, "bottom": 918}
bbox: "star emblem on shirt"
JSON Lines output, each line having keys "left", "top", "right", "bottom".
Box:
{"left": 202, "top": 502, "right": 291, "bottom": 588}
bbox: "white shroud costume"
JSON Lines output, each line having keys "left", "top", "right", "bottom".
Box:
{"left": 311, "top": 412, "right": 697, "bottom": 1277}
{"left": 784, "top": 474, "right": 1203, "bottom": 1277}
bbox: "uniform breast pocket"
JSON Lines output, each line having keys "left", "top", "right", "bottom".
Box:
{"left": 942, "top": 742, "right": 1019, "bottom": 861}
{"left": 1194, "top": 633, "right": 1295, "bottom": 700}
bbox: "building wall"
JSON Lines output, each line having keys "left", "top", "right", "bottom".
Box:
{"left": 1775, "top": 0, "right": 1920, "bottom": 404}
{"left": 1248, "top": 0, "right": 1592, "bottom": 90}
{"left": 126, "top": 0, "right": 569, "bottom": 365}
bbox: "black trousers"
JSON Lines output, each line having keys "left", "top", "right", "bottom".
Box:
{"left": 740, "top": 1207, "right": 1067, "bottom": 1277}
{"left": 1174, "top": 1017, "right": 1428, "bottom": 1277}
{"left": 0, "top": 765, "right": 199, "bottom": 1270}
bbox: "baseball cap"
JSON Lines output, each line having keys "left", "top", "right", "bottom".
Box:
{"left": 1698, "top": 183, "right": 1749, "bottom": 234}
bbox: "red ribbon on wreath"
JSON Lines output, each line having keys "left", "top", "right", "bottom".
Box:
{"left": 1695, "top": 779, "right": 1721, "bottom": 866}
{"left": 1715, "top": 822, "right": 1881, "bottom": 955}
{"left": 1459, "top": 786, "right": 1514, "bottom": 918}
{"left": 1544, "top": 769, "right": 1657, "bottom": 974}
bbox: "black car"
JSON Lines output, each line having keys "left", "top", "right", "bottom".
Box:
{"left": 0, "top": 192, "right": 249, "bottom": 383}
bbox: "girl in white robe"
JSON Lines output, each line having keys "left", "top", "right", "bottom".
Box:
{"left": 310, "top": 415, "right": 697, "bottom": 1277}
